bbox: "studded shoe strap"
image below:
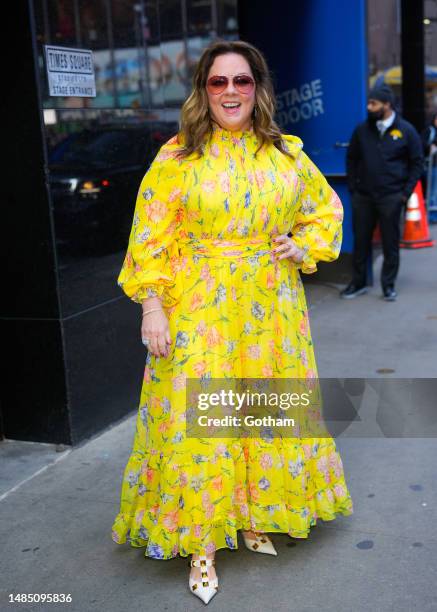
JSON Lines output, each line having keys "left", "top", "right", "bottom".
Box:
{"left": 245, "top": 532, "right": 269, "bottom": 549}
{"left": 189, "top": 557, "right": 215, "bottom": 568}
{"left": 189, "top": 557, "right": 217, "bottom": 590}
{"left": 254, "top": 532, "right": 268, "bottom": 542}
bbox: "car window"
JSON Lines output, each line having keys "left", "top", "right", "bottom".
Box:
{"left": 49, "top": 130, "right": 140, "bottom": 167}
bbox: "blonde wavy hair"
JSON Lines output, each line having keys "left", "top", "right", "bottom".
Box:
{"left": 174, "top": 39, "right": 294, "bottom": 160}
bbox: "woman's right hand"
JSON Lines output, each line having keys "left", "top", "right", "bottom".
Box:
{"left": 141, "top": 308, "right": 172, "bottom": 358}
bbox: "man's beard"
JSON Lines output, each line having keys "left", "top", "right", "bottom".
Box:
{"left": 367, "top": 110, "right": 385, "bottom": 123}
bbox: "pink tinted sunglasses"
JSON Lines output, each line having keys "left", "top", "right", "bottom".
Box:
{"left": 206, "top": 74, "right": 255, "bottom": 95}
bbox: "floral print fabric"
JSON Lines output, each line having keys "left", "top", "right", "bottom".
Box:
{"left": 111, "top": 123, "right": 353, "bottom": 559}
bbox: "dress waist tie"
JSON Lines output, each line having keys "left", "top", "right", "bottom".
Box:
{"left": 178, "top": 236, "right": 275, "bottom": 259}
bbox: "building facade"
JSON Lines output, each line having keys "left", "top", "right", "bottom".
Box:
{"left": 2, "top": 0, "right": 431, "bottom": 445}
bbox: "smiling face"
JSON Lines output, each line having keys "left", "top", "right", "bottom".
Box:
{"left": 206, "top": 53, "right": 256, "bottom": 132}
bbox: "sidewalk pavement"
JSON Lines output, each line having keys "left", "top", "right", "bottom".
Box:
{"left": 1, "top": 225, "right": 436, "bottom": 612}
{"left": 306, "top": 224, "right": 437, "bottom": 378}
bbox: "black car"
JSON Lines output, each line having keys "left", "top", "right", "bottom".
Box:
{"left": 48, "top": 121, "right": 179, "bottom": 253}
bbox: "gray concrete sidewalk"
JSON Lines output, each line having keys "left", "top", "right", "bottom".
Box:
{"left": 1, "top": 226, "right": 436, "bottom": 612}
{"left": 306, "top": 225, "right": 437, "bottom": 378}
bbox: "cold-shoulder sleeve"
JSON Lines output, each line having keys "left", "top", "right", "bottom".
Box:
{"left": 287, "top": 142, "right": 344, "bottom": 274}
{"left": 117, "top": 135, "right": 185, "bottom": 307}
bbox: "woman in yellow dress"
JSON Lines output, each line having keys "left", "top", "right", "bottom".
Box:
{"left": 111, "top": 39, "right": 353, "bottom": 604}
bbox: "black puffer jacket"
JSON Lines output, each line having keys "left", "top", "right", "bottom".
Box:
{"left": 346, "top": 112, "right": 424, "bottom": 200}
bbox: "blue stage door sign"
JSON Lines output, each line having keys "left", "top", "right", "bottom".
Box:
{"left": 271, "top": 0, "right": 368, "bottom": 255}
{"left": 273, "top": 0, "right": 367, "bottom": 174}
{"left": 239, "top": 0, "right": 368, "bottom": 253}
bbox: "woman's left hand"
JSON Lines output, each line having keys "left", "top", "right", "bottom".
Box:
{"left": 271, "top": 234, "right": 304, "bottom": 263}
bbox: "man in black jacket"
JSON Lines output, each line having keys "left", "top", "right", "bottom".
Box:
{"left": 341, "top": 84, "right": 424, "bottom": 301}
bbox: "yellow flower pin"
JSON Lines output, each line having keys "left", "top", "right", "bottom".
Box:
{"left": 390, "top": 129, "right": 403, "bottom": 140}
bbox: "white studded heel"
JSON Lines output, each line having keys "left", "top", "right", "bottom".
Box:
{"left": 188, "top": 555, "right": 218, "bottom": 604}
{"left": 242, "top": 530, "right": 278, "bottom": 556}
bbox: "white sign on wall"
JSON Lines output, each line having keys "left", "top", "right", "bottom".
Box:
{"left": 44, "top": 45, "right": 96, "bottom": 97}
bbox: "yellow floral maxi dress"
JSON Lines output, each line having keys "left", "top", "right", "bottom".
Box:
{"left": 111, "top": 122, "right": 353, "bottom": 559}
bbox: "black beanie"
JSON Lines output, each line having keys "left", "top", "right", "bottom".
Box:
{"left": 368, "top": 83, "right": 394, "bottom": 104}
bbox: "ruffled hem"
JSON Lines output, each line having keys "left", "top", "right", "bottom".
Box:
{"left": 111, "top": 492, "right": 353, "bottom": 560}
{"left": 110, "top": 438, "right": 354, "bottom": 559}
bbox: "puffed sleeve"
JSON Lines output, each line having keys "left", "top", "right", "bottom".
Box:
{"left": 289, "top": 146, "right": 344, "bottom": 274}
{"left": 117, "top": 135, "right": 185, "bottom": 307}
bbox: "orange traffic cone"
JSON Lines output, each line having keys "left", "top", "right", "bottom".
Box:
{"left": 400, "top": 181, "right": 435, "bottom": 249}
